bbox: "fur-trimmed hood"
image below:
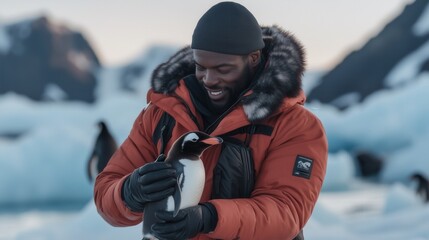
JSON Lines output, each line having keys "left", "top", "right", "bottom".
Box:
{"left": 151, "top": 25, "right": 305, "bottom": 122}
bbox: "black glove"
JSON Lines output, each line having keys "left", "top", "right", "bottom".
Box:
{"left": 121, "top": 160, "right": 177, "bottom": 212}
{"left": 151, "top": 203, "right": 218, "bottom": 240}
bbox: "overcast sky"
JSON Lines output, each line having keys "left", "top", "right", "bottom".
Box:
{"left": 0, "top": 0, "right": 414, "bottom": 70}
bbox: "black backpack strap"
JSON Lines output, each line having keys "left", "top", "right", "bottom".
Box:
{"left": 152, "top": 112, "right": 176, "bottom": 156}
{"left": 152, "top": 111, "right": 272, "bottom": 154}
{"left": 244, "top": 124, "right": 256, "bottom": 147}
{"left": 222, "top": 124, "right": 273, "bottom": 144}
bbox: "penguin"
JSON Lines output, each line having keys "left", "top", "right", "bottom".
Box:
{"left": 87, "top": 121, "right": 118, "bottom": 182}
{"left": 142, "top": 131, "right": 222, "bottom": 240}
{"left": 355, "top": 151, "right": 384, "bottom": 177}
{"left": 410, "top": 173, "right": 429, "bottom": 203}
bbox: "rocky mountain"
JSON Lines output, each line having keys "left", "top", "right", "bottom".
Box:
{"left": 308, "top": 0, "right": 429, "bottom": 109}
{"left": 0, "top": 16, "right": 100, "bottom": 102}
{"left": 0, "top": 15, "right": 179, "bottom": 102}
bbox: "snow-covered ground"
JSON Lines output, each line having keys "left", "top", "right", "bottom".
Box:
{"left": 0, "top": 208, "right": 79, "bottom": 240}
{"left": 9, "top": 181, "right": 429, "bottom": 240}
{"left": 1, "top": 65, "right": 429, "bottom": 239}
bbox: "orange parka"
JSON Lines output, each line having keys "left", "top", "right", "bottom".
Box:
{"left": 94, "top": 25, "right": 328, "bottom": 240}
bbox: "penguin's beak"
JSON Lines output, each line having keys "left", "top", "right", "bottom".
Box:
{"left": 201, "top": 137, "right": 223, "bottom": 145}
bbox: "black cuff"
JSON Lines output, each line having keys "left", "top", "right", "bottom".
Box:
{"left": 199, "top": 202, "right": 218, "bottom": 233}
{"left": 121, "top": 175, "right": 145, "bottom": 212}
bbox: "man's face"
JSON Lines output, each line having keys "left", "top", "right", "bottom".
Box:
{"left": 193, "top": 49, "right": 253, "bottom": 111}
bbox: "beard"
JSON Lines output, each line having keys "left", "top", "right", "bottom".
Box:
{"left": 212, "top": 63, "right": 253, "bottom": 113}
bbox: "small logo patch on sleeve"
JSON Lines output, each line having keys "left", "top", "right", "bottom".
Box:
{"left": 293, "top": 155, "right": 313, "bottom": 179}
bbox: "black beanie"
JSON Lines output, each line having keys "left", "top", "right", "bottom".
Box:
{"left": 191, "top": 2, "right": 265, "bottom": 55}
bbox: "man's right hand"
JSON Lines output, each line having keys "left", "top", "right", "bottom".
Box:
{"left": 122, "top": 161, "right": 177, "bottom": 212}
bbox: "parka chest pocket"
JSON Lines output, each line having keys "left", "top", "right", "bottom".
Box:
{"left": 211, "top": 136, "right": 255, "bottom": 199}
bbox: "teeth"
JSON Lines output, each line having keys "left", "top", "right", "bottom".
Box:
{"left": 209, "top": 91, "right": 222, "bottom": 96}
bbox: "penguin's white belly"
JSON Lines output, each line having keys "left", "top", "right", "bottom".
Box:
{"left": 167, "top": 159, "right": 205, "bottom": 211}
{"left": 89, "top": 156, "right": 99, "bottom": 179}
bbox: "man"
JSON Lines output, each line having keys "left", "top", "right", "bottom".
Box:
{"left": 94, "top": 2, "right": 328, "bottom": 240}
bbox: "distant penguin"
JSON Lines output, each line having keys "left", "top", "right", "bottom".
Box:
{"left": 87, "top": 121, "right": 118, "bottom": 182}
{"left": 355, "top": 151, "right": 384, "bottom": 177}
{"left": 410, "top": 173, "right": 429, "bottom": 203}
{"left": 142, "top": 131, "right": 222, "bottom": 240}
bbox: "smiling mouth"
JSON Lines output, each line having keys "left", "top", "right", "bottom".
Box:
{"left": 209, "top": 90, "right": 223, "bottom": 96}
{"left": 204, "top": 86, "right": 227, "bottom": 102}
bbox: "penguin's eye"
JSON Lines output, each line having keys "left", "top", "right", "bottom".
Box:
{"left": 184, "top": 133, "right": 199, "bottom": 144}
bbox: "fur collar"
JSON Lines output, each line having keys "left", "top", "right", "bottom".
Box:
{"left": 151, "top": 25, "right": 305, "bottom": 122}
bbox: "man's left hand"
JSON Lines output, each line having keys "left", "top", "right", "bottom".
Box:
{"left": 151, "top": 205, "right": 204, "bottom": 240}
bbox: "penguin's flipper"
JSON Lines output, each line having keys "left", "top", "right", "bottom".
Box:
{"left": 173, "top": 173, "right": 183, "bottom": 217}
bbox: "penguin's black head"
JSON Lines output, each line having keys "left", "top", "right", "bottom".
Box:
{"left": 97, "top": 121, "right": 108, "bottom": 130}
{"left": 177, "top": 132, "right": 223, "bottom": 158}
